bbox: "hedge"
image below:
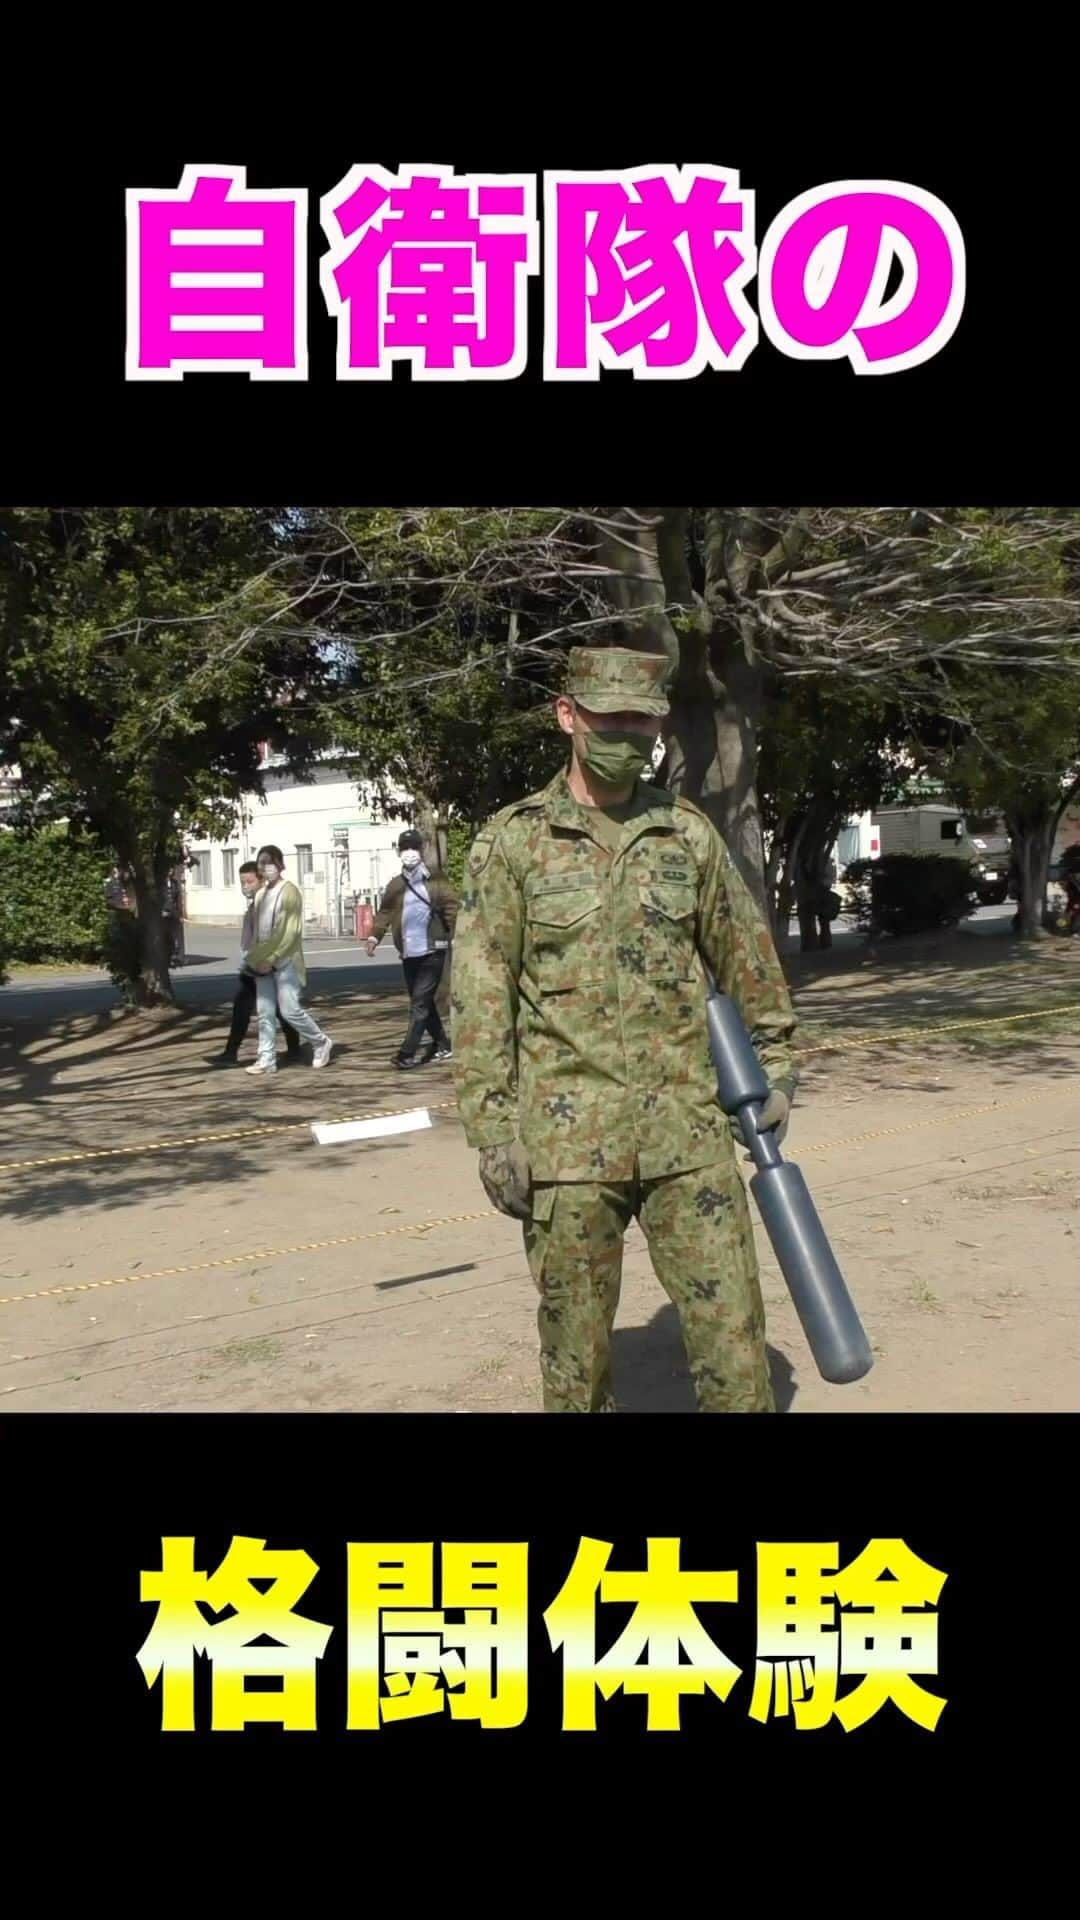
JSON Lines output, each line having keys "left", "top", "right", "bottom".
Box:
{"left": 845, "top": 853, "right": 980, "bottom": 938}
{"left": 0, "top": 827, "right": 112, "bottom": 976}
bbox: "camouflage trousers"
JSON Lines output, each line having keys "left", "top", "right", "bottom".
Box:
{"left": 522, "top": 1163, "right": 774, "bottom": 1414}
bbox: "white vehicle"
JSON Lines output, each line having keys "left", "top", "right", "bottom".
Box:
{"left": 869, "top": 806, "right": 1010, "bottom": 903}
{"left": 873, "top": 803, "right": 970, "bottom": 859}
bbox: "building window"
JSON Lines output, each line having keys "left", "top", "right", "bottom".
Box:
{"left": 189, "top": 850, "right": 212, "bottom": 887}
{"left": 296, "top": 844, "right": 314, "bottom": 879}
{"left": 836, "top": 826, "right": 860, "bottom": 869}
{"left": 222, "top": 849, "right": 237, "bottom": 887}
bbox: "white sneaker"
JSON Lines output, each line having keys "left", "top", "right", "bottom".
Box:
{"left": 312, "top": 1036, "right": 334, "bottom": 1069}
{"left": 245, "top": 1061, "right": 277, "bottom": 1075}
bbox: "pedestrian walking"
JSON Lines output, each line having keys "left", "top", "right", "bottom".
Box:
{"left": 366, "top": 831, "right": 458, "bottom": 1069}
{"left": 244, "top": 845, "right": 333, "bottom": 1076}
{"left": 795, "top": 848, "right": 841, "bottom": 951}
{"left": 211, "top": 860, "right": 302, "bottom": 1068}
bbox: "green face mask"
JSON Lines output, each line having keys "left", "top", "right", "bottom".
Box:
{"left": 579, "top": 725, "right": 655, "bottom": 787}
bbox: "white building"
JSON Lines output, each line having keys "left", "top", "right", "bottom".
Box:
{"left": 183, "top": 752, "right": 413, "bottom": 931}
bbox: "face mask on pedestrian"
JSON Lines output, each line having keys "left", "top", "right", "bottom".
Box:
{"left": 240, "top": 873, "right": 259, "bottom": 898}
{"left": 259, "top": 862, "right": 281, "bottom": 886}
{"left": 401, "top": 849, "right": 423, "bottom": 872}
{"left": 575, "top": 710, "right": 657, "bottom": 787}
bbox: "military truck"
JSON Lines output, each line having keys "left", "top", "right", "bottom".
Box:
{"left": 872, "top": 805, "right": 1009, "bottom": 905}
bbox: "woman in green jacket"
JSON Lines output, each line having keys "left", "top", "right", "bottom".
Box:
{"left": 244, "top": 845, "right": 333, "bottom": 1075}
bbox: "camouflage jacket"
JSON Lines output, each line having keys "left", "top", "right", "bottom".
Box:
{"left": 450, "top": 769, "right": 798, "bottom": 1182}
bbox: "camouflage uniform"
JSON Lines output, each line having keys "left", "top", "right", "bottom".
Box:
{"left": 451, "top": 649, "right": 798, "bottom": 1414}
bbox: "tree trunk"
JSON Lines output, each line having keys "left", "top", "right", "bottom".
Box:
{"left": 767, "top": 806, "right": 814, "bottom": 947}
{"left": 653, "top": 511, "right": 771, "bottom": 905}
{"left": 408, "top": 792, "right": 452, "bottom": 1020}
{"left": 596, "top": 505, "right": 755, "bottom": 864}
{"left": 1006, "top": 805, "right": 1057, "bottom": 939}
{"left": 699, "top": 511, "right": 780, "bottom": 910}
{"left": 793, "top": 808, "right": 839, "bottom": 952}
{"left": 431, "top": 808, "right": 453, "bottom": 1028}
{"left": 128, "top": 856, "right": 176, "bottom": 1007}
{"left": 664, "top": 509, "right": 813, "bottom": 913}
{"left": 594, "top": 504, "right": 767, "bottom": 897}
{"left": 600, "top": 505, "right": 808, "bottom": 919}
{"left": 434, "top": 813, "right": 449, "bottom": 878}
{"left": 592, "top": 507, "right": 682, "bottom": 667}
{"left": 707, "top": 622, "right": 767, "bottom": 906}
{"left": 413, "top": 796, "right": 442, "bottom": 874}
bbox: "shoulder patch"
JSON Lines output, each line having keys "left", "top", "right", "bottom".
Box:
{"left": 468, "top": 836, "right": 495, "bottom": 877}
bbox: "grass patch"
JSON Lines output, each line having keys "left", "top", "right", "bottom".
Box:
{"left": 213, "top": 1337, "right": 284, "bottom": 1367}
{"left": 6, "top": 962, "right": 105, "bottom": 979}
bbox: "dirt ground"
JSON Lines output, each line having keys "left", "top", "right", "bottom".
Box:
{"left": 1, "top": 927, "right": 1077, "bottom": 1414}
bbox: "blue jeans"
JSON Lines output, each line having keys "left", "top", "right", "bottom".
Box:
{"left": 255, "top": 961, "right": 327, "bottom": 1066}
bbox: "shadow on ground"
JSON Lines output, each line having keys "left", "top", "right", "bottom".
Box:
{"left": 612, "top": 1304, "right": 796, "bottom": 1412}
{"left": 785, "top": 919, "right": 1078, "bottom": 1016}
{"left": 784, "top": 921, "right": 1079, "bottom": 1087}
{"left": 0, "top": 977, "right": 407, "bottom": 1110}
{"left": 0, "top": 1132, "right": 421, "bottom": 1229}
{"left": 3, "top": 925, "right": 1076, "bottom": 1221}
{"left": 0, "top": 986, "right": 451, "bottom": 1223}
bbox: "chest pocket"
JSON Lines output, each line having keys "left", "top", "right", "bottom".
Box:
{"left": 526, "top": 882, "right": 606, "bottom": 992}
{"left": 640, "top": 882, "right": 698, "bottom": 980}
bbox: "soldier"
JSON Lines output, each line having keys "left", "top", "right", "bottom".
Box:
{"left": 451, "top": 646, "right": 798, "bottom": 1415}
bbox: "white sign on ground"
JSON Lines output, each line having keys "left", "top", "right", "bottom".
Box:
{"left": 311, "top": 1108, "right": 433, "bottom": 1147}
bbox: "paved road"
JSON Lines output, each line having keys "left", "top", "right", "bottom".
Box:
{"left": 0, "top": 905, "right": 1018, "bottom": 1029}
{"left": 1, "top": 925, "right": 403, "bottom": 1027}
{"left": 792, "top": 901, "right": 1016, "bottom": 951}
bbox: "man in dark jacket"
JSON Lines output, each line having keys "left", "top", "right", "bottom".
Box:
{"left": 367, "top": 830, "right": 459, "bottom": 1070}
{"left": 212, "top": 860, "right": 302, "bottom": 1068}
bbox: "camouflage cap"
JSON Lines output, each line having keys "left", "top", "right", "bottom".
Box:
{"left": 565, "top": 646, "right": 671, "bottom": 717}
